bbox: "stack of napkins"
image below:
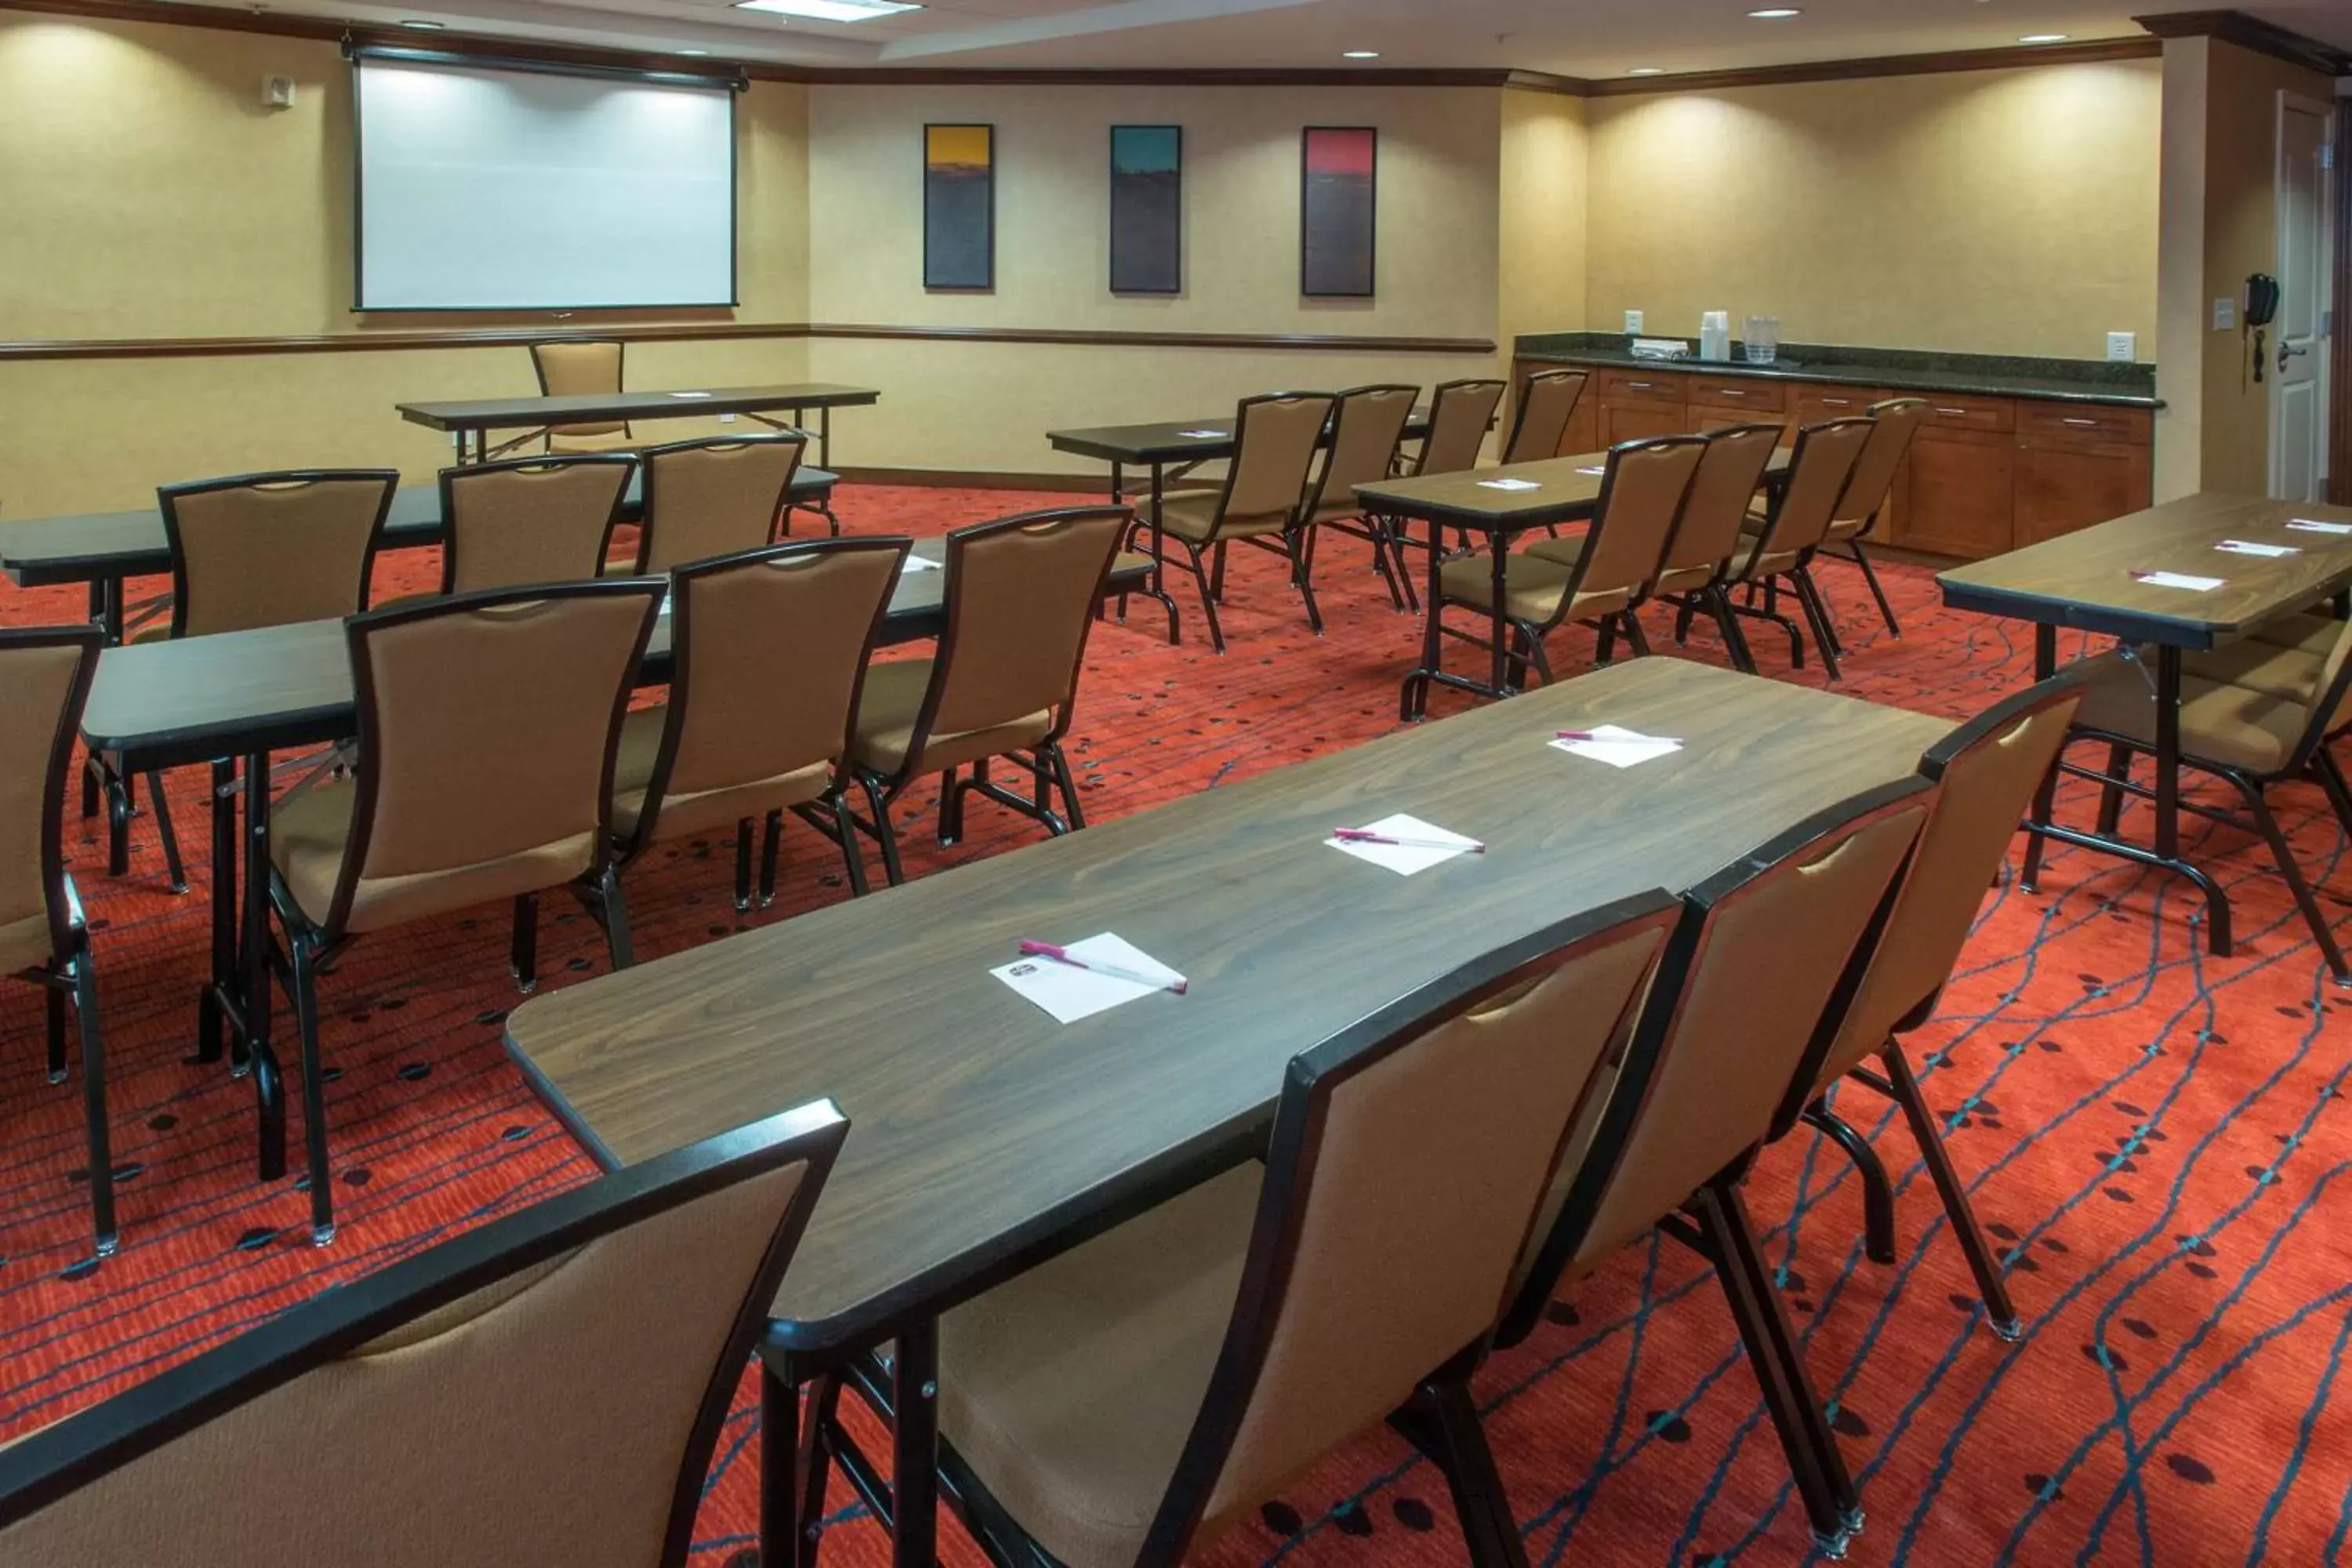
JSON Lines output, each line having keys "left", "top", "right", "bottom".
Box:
{"left": 1552, "top": 724, "right": 1683, "bottom": 769}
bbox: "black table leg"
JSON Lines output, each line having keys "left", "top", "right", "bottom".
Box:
{"left": 194, "top": 759, "right": 236, "bottom": 1066}
{"left": 2152, "top": 644, "right": 2181, "bottom": 862}
{"left": 761, "top": 1358, "right": 802, "bottom": 1568}
{"left": 1400, "top": 516, "right": 1448, "bottom": 721}
{"left": 891, "top": 1319, "right": 939, "bottom": 1568}
{"left": 243, "top": 747, "right": 285, "bottom": 1183}
{"left": 1487, "top": 528, "right": 1509, "bottom": 699}
{"left": 1138, "top": 463, "right": 1181, "bottom": 644}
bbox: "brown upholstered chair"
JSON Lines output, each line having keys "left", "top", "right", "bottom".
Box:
{"left": 1763, "top": 677, "right": 2082, "bottom": 1341}
{"left": 1, "top": 626, "right": 114, "bottom": 1259}
{"left": 1588, "top": 421, "right": 1780, "bottom": 673}
{"left": 1124, "top": 393, "right": 1334, "bottom": 653}
{"left": 613, "top": 537, "right": 909, "bottom": 912}
{"left": 924, "top": 893, "right": 1678, "bottom": 1568}
{"left": 1726, "top": 416, "right": 1874, "bottom": 681}
{"left": 89, "top": 470, "right": 401, "bottom": 895}
{"left": 1299, "top": 383, "right": 1419, "bottom": 612}
{"left": 1433, "top": 435, "right": 1708, "bottom": 689}
{"left": 1414, "top": 379, "right": 1507, "bottom": 477}
{"left": 622, "top": 434, "right": 804, "bottom": 576}
{"left": 530, "top": 337, "right": 634, "bottom": 456}
{"left": 438, "top": 454, "right": 636, "bottom": 595}
{"left": 0, "top": 1102, "right": 848, "bottom": 1568}
{"left": 264, "top": 579, "right": 665, "bottom": 1243}
{"left": 1498, "top": 781, "right": 1933, "bottom": 1558}
{"left": 1815, "top": 397, "right": 1929, "bottom": 641}
{"left": 846, "top": 508, "right": 1125, "bottom": 885}
{"left": 2033, "top": 630, "right": 2352, "bottom": 983}
{"left": 1501, "top": 368, "right": 1588, "bottom": 465}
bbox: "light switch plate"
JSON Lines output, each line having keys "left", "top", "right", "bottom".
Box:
{"left": 2213, "top": 297, "right": 2238, "bottom": 331}
{"left": 2106, "top": 332, "right": 2136, "bottom": 363}
{"left": 1623, "top": 310, "right": 1644, "bottom": 334}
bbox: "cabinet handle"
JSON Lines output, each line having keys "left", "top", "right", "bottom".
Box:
{"left": 1625, "top": 380, "right": 1656, "bottom": 390}
{"left": 1935, "top": 407, "right": 1969, "bottom": 417}
{"left": 2061, "top": 416, "right": 2100, "bottom": 428}
{"left": 1821, "top": 397, "right": 1852, "bottom": 407}
{"left": 1716, "top": 388, "right": 1748, "bottom": 397}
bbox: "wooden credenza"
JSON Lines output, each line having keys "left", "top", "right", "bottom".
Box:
{"left": 1512, "top": 358, "right": 2154, "bottom": 561}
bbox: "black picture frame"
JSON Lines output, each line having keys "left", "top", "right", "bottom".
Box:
{"left": 1109, "top": 125, "right": 1183, "bottom": 296}
{"left": 1299, "top": 125, "right": 1377, "bottom": 299}
{"left": 924, "top": 122, "right": 996, "bottom": 292}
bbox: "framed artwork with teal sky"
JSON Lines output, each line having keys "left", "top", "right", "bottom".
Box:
{"left": 1300, "top": 126, "right": 1376, "bottom": 298}
{"left": 924, "top": 123, "right": 994, "bottom": 291}
{"left": 1109, "top": 125, "right": 1182, "bottom": 295}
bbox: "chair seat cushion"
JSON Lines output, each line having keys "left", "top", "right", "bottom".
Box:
{"left": 938, "top": 1163, "right": 1264, "bottom": 1568}
{"left": 2249, "top": 612, "right": 2346, "bottom": 659}
{"left": 848, "top": 659, "right": 1051, "bottom": 779}
{"left": 0, "top": 910, "right": 55, "bottom": 973}
{"left": 271, "top": 776, "right": 597, "bottom": 935}
{"left": 608, "top": 705, "right": 835, "bottom": 843}
{"left": 1438, "top": 552, "right": 1573, "bottom": 622}
{"left": 2176, "top": 641, "right": 2327, "bottom": 704}
{"left": 547, "top": 430, "right": 639, "bottom": 456}
{"left": 1524, "top": 536, "right": 1585, "bottom": 569}
{"left": 2074, "top": 661, "right": 2310, "bottom": 778}
{"left": 1139, "top": 492, "right": 1287, "bottom": 544}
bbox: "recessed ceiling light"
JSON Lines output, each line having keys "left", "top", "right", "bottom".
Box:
{"left": 1627, "top": 66, "right": 1667, "bottom": 75}
{"left": 397, "top": 18, "right": 445, "bottom": 27}
{"left": 733, "top": 0, "right": 919, "bottom": 19}
{"left": 1748, "top": 7, "right": 1802, "bottom": 16}
{"left": 1341, "top": 50, "right": 1379, "bottom": 59}
{"left": 2018, "top": 32, "right": 2069, "bottom": 42}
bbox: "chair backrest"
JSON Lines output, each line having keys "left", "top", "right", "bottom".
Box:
{"left": 0, "top": 1102, "right": 849, "bottom": 1568}
{"left": 635, "top": 435, "right": 804, "bottom": 575}
{"left": 1833, "top": 398, "right": 1932, "bottom": 532}
{"left": 1308, "top": 385, "right": 1417, "bottom": 518}
{"left": 1142, "top": 892, "right": 1680, "bottom": 1559}
{"left": 1791, "top": 678, "right": 2082, "bottom": 1117}
{"left": 895, "top": 508, "right": 1127, "bottom": 775}
{"left": 628, "top": 537, "right": 909, "bottom": 851}
{"left": 532, "top": 339, "right": 629, "bottom": 441}
{"left": 1656, "top": 423, "right": 1784, "bottom": 588}
{"left": 0, "top": 627, "right": 100, "bottom": 960}
{"left": 2283, "top": 616, "right": 2352, "bottom": 768}
{"left": 159, "top": 471, "right": 399, "bottom": 638}
{"left": 1502, "top": 369, "right": 1589, "bottom": 465}
{"left": 1210, "top": 394, "right": 1335, "bottom": 537}
{"left": 1507, "top": 782, "right": 1930, "bottom": 1334}
{"left": 1742, "top": 417, "right": 1872, "bottom": 569}
{"left": 1414, "top": 380, "right": 1506, "bottom": 477}
{"left": 439, "top": 455, "right": 637, "bottom": 595}
{"left": 321, "top": 579, "right": 663, "bottom": 937}
{"left": 1566, "top": 436, "right": 1708, "bottom": 615}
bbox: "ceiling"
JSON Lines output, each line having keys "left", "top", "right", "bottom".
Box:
{"left": 154, "top": 0, "right": 2352, "bottom": 74}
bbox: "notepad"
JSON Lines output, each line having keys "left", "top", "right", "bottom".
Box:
{"left": 2288, "top": 519, "right": 2352, "bottom": 536}
{"left": 1479, "top": 478, "right": 1543, "bottom": 492}
{"left": 1177, "top": 429, "right": 1227, "bottom": 439}
{"left": 1326, "top": 813, "right": 1482, "bottom": 877}
{"left": 1551, "top": 724, "right": 1684, "bottom": 769}
{"left": 2129, "top": 571, "right": 2224, "bottom": 592}
{"left": 1576, "top": 466, "right": 1607, "bottom": 476}
{"left": 899, "top": 554, "right": 940, "bottom": 572}
{"left": 667, "top": 390, "right": 713, "bottom": 399}
{"left": 2215, "top": 539, "right": 2298, "bottom": 558}
{"left": 992, "top": 934, "right": 1186, "bottom": 1024}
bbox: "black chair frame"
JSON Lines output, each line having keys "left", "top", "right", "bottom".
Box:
{"left": 436, "top": 451, "right": 638, "bottom": 596}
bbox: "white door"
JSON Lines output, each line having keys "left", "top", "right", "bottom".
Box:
{"left": 2271, "top": 95, "right": 2332, "bottom": 502}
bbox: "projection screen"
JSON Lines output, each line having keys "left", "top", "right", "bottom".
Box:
{"left": 354, "top": 55, "right": 736, "bottom": 311}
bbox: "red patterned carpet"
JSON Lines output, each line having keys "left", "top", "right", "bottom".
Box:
{"left": 4, "top": 485, "right": 2350, "bottom": 1567}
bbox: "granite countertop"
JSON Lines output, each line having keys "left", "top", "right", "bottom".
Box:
{"left": 1512, "top": 333, "right": 2163, "bottom": 410}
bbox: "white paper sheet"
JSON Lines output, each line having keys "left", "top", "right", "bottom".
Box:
{"left": 1550, "top": 724, "right": 1684, "bottom": 769}
{"left": 2130, "top": 571, "right": 2225, "bottom": 592}
{"left": 991, "top": 933, "right": 1186, "bottom": 1024}
{"left": 1479, "top": 478, "right": 1543, "bottom": 492}
{"left": 1178, "top": 429, "right": 1227, "bottom": 439}
{"left": 2288, "top": 518, "right": 2352, "bottom": 536}
{"left": 899, "top": 554, "right": 941, "bottom": 572}
{"left": 2215, "top": 539, "right": 2298, "bottom": 558}
{"left": 1325, "top": 813, "right": 1481, "bottom": 877}
{"left": 667, "top": 390, "right": 713, "bottom": 399}
{"left": 1576, "top": 466, "right": 1607, "bottom": 476}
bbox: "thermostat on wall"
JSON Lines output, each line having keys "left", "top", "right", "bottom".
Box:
{"left": 262, "top": 75, "right": 297, "bottom": 108}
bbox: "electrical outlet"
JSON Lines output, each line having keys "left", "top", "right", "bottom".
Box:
{"left": 2213, "top": 297, "right": 2238, "bottom": 332}
{"left": 2106, "top": 332, "right": 2136, "bottom": 363}
{"left": 1623, "top": 310, "right": 1644, "bottom": 335}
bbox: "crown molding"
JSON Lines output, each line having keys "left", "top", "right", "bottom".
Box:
{"left": 1582, "top": 36, "right": 2161, "bottom": 96}
{"left": 2132, "top": 10, "right": 2352, "bottom": 77}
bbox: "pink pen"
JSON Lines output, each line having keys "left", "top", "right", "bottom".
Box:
{"left": 1555, "top": 730, "right": 1599, "bottom": 742}
{"left": 1017, "top": 940, "right": 1189, "bottom": 995}
{"left": 1334, "top": 828, "right": 1486, "bottom": 854}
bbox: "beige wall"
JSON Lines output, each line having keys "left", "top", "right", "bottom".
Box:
{"left": 0, "top": 12, "right": 811, "bottom": 516}
{"left": 1583, "top": 60, "right": 2162, "bottom": 360}
{"left": 1497, "top": 89, "right": 1589, "bottom": 353}
{"left": 803, "top": 82, "right": 1504, "bottom": 472}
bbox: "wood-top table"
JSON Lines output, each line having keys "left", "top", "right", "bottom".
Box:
{"left": 1359, "top": 448, "right": 1791, "bottom": 720}
{"left": 500, "top": 657, "right": 1948, "bottom": 1568}
{"left": 397, "top": 382, "right": 880, "bottom": 466}
{"left": 1938, "top": 492, "right": 2352, "bottom": 951}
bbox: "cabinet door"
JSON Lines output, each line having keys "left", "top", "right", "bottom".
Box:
{"left": 1894, "top": 430, "right": 2014, "bottom": 558}
{"left": 1599, "top": 402, "right": 1691, "bottom": 445}
{"left": 2015, "top": 441, "right": 2153, "bottom": 547}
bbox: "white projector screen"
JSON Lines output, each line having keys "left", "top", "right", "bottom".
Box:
{"left": 354, "top": 56, "right": 736, "bottom": 311}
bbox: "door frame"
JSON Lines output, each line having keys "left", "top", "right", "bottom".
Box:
{"left": 2274, "top": 90, "right": 2336, "bottom": 500}
{"left": 2332, "top": 96, "right": 2352, "bottom": 506}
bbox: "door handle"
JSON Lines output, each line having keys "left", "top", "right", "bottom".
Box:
{"left": 2281, "top": 339, "right": 2310, "bottom": 372}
